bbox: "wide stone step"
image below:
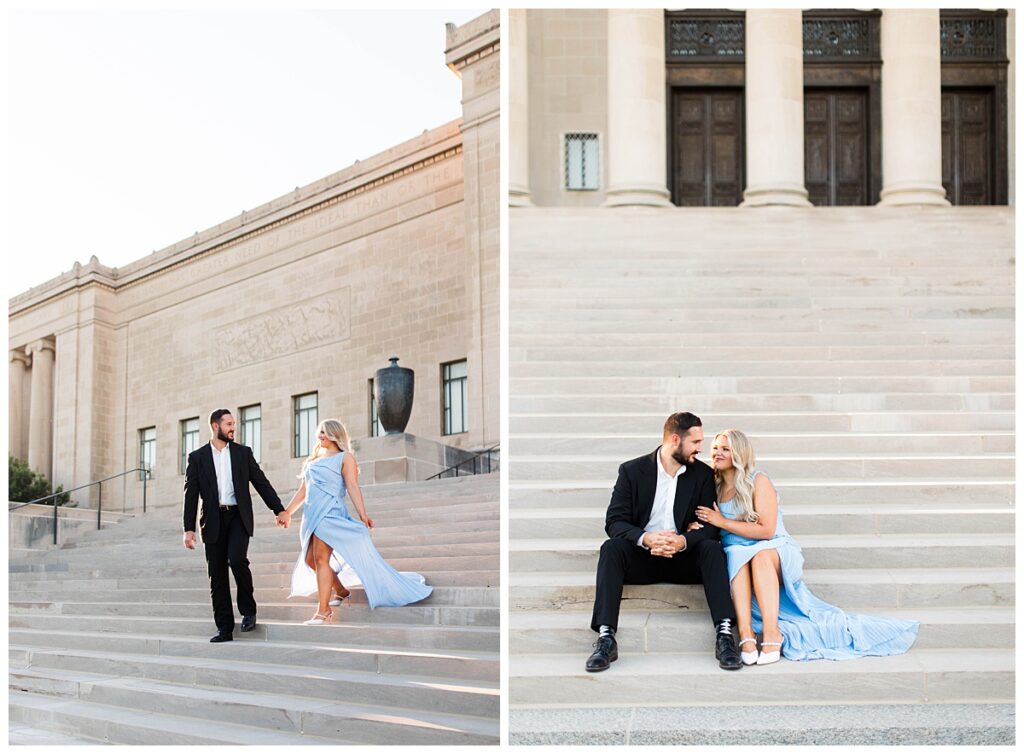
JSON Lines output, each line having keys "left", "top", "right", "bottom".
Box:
{"left": 512, "top": 317, "right": 1014, "bottom": 335}
{"left": 9, "top": 690, "right": 352, "bottom": 745}
{"left": 509, "top": 649, "right": 1013, "bottom": 706}
{"left": 512, "top": 454, "right": 1013, "bottom": 481}
{"left": 9, "top": 599, "right": 499, "bottom": 627}
{"left": 9, "top": 668, "right": 497, "bottom": 744}
{"left": 511, "top": 410, "right": 1015, "bottom": 434}
{"left": 510, "top": 606, "right": 1013, "bottom": 653}
{"left": 510, "top": 534, "right": 1014, "bottom": 572}
{"left": 513, "top": 393, "right": 1014, "bottom": 413}
{"left": 510, "top": 432, "right": 1014, "bottom": 457}
{"left": 8, "top": 614, "right": 498, "bottom": 652}
{"left": 512, "top": 360, "right": 1014, "bottom": 378}
{"left": 510, "top": 306, "right": 1013, "bottom": 323}
{"left": 11, "top": 646, "right": 499, "bottom": 718}
{"left": 509, "top": 568, "right": 1015, "bottom": 611}
{"left": 8, "top": 627, "right": 496, "bottom": 681}
{"left": 508, "top": 702, "right": 1014, "bottom": 745}
{"left": 510, "top": 504, "right": 1014, "bottom": 538}
{"left": 512, "top": 329, "right": 1015, "bottom": 348}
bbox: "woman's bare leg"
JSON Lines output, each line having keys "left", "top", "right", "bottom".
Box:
{"left": 731, "top": 561, "right": 755, "bottom": 643}
{"left": 311, "top": 535, "right": 335, "bottom": 614}
{"left": 751, "top": 549, "right": 784, "bottom": 646}
{"left": 331, "top": 574, "right": 350, "bottom": 599}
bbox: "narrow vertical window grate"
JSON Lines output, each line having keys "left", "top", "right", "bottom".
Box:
{"left": 564, "top": 133, "right": 600, "bottom": 190}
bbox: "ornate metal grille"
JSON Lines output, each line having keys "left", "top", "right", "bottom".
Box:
{"left": 666, "top": 15, "right": 744, "bottom": 61}
{"left": 940, "top": 13, "right": 1005, "bottom": 60}
{"left": 803, "top": 17, "right": 872, "bottom": 59}
{"left": 564, "top": 133, "right": 599, "bottom": 191}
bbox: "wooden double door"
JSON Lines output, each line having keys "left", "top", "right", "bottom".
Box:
{"left": 669, "top": 88, "right": 745, "bottom": 206}
{"left": 804, "top": 88, "right": 871, "bottom": 206}
{"left": 941, "top": 88, "right": 997, "bottom": 205}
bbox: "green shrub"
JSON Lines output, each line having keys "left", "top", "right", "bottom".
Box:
{"left": 8, "top": 456, "right": 71, "bottom": 505}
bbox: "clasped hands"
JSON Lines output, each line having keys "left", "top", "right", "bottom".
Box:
{"left": 276, "top": 510, "right": 292, "bottom": 528}
{"left": 642, "top": 530, "right": 685, "bottom": 558}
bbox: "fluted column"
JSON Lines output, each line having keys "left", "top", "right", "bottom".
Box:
{"left": 26, "top": 339, "right": 55, "bottom": 479}
{"left": 9, "top": 349, "right": 30, "bottom": 461}
{"left": 878, "top": 9, "right": 950, "bottom": 206}
{"left": 603, "top": 9, "right": 672, "bottom": 207}
{"left": 509, "top": 9, "right": 533, "bottom": 207}
{"left": 741, "top": 9, "right": 812, "bottom": 207}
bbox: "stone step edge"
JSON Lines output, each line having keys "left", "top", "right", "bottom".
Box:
{"left": 8, "top": 690, "right": 361, "bottom": 745}
{"left": 10, "top": 648, "right": 499, "bottom": 693}
{"left": 509, "top": 605, "right": 1013, "bottom": 624}
{"left": 8, "top": 628, "right": 499, "bottom": 663}
{"left": 509, "top": 566, "right": 1016, "bottom": 585}
{"left": 9, "top": 668, "right": 500, "bottom": 737}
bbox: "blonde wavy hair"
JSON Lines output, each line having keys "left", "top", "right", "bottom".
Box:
{"left": 297, "top": 419, "right": 356, "bottom": 478}
{"left": 713, "top": 429, "right": 758, "bottom": 523}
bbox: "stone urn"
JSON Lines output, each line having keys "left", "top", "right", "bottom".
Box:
{"left": 375, "top": 356, "right": 414, "bottom": 435}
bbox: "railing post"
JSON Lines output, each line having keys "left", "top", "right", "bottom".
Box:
{"left": 53, "top": 497, "right": 58, "bottom": 545}
{"left": 143, "top": 471, "right": 147, "bottom": 513}
{"left": 97, "top": 482, "right": 103, "bottom": 530}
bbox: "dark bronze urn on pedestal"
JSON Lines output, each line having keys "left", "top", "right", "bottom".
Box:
{"left": 375, "top": 356, "right": 414, "bottom": 434}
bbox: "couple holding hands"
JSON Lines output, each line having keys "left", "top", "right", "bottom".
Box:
{"left": 182, "top": 409, "right": 431, "bottom": 642}
{"left": 587, "top": 412, "right": 919, "bottom": 671}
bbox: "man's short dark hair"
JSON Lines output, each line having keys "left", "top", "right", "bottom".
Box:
{"left": 663, "top": 412, "right": 702, "bottom": 438}
{"left": 209, "top": 408, "right": 232, "bottom": 426}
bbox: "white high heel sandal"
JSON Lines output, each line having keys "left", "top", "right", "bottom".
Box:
{"left": 738, "top": 637, "right": 759, "bottom": 665}
{"left": 756, "top": 641, "right": 782, "bottom": 665}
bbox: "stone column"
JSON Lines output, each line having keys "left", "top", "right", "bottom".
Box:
{"left": 878, "top": 9, "right": 950, "bottom": 206}
{"left": 741, "top": 9, "right": 812, "bottom": 207}
{"left": 9, "top": 349, "right": 30, "bottom": 461}
{"left": 509, "top": 9, "right": 533, "bottom": 206}
{"left": 26, "top": 339, "right": 56, "bottom": 479}
{"left": 603, "top": 9, "right": 672, "bottom": 207}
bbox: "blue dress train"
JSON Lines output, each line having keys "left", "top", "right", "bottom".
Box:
{"left": 719, "top": 471, "right": 918, "bottom": 661}
{"left": 288, "top": 452, "right": 432, "bottom": 608}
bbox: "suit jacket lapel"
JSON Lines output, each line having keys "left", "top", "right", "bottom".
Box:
{"left": 673, "top": 465, "right": 699, "bottom": 532}
{"left": 201, "top": 444, "right": 219, "bottom": 504}
{"left": 228, "top": 443, "right": 245, "bottom": 497}
{"left": 636, "top": 449, "right": 659, "bottom": 528}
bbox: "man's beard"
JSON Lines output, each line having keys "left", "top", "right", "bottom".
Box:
{"left": 217, "top": 429, "right": 233, "bottom": 443}
{"left": 671, "top": 447, "right": 690, "bottom": 466}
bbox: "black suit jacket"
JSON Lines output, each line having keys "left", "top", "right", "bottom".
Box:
{"left": 605, "top": 447, "right": 720, "bottom": 551}
{"left": 182, "top": 442, "right": 283, "bottom": 543}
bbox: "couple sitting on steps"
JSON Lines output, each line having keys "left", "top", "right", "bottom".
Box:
{"left": 587, "top": 412, "right": 919, "bottom": 672}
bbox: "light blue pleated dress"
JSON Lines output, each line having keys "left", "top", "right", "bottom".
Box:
{"left": 288, "top": 452, "right": 432, "bottom": 608}
{"left": 719, "top": 470, "right": 918, "bottom": 661}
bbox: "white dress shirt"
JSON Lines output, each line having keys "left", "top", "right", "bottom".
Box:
{"left": 211, "top": 442, "right": 237, "bottom": 507}
{"left": 639, "top": 451, "right": 685, "bottom": 548}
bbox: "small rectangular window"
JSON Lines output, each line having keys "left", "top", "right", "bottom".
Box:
{"left": 293, "top": 393, "right": 318, "bottom": 457}
{"left": 369, "top": 380, "right": 383, "bottom": 438}
{"left": 565, "top": 133, "right": 600, "bottom": 190}
{"left": 180, "top": 418, "right": 200, "bottom": 475}
{"left": 442, "top": 360, "right": 469, "bottom": 435}
{"left": 240, "top": 404, "right": 262, "bottom": 463}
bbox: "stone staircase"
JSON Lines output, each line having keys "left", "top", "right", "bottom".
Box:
{"left": 9, "top": 474, "right": 499, "bottom": 745}
{"left": 508, "top": 206, "right": 1014, "bottom": 745}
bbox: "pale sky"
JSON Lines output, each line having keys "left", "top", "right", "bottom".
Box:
{"left": 7, "top": 8, "right": 486, "bottom": 299}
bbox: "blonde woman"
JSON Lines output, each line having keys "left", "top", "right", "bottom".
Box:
{"left": 280, "top": 420, "right": 432, "bottom": 624}
{"left": 691, "top": 429, "right": 918, "bottom": 664}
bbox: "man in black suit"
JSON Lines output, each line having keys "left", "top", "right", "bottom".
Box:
{"left": 587, "top": 411, "right": 742, "bottom": 671}
{"left": 183, "top": 408, "right": 289, "bottom": 642}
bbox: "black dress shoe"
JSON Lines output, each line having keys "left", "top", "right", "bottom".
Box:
{"left": 240, "top": 615, "right": 257, "bottom": 632}
{"left": 210, "top": 633, "right": 233, "bottom": 643}
{"left": 715, "top": 632, "right": 742, "bottom": 670}
{"left": 585, "top": 635, "right": 618, "bottom": 672}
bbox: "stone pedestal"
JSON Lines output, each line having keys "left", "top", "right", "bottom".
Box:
{"left": 9, "top": 350, "right": 30, "bottom": 461}
{"left": 603, "top": 9, "right": 672, "bottom": 207}
{"left": 741, "top": 10, "right": 812, "bottom": 207}
{"left": 350, "top": 433, "right": 478, "bottom": 485}
{"left": 26, "top": 339, "right": 56, "bottom": 479}
{"left": 878, "top": 9, "right": 950, "bottom": 206}
{"left": 509, "top": 9, "right": 534, "bottom": 207}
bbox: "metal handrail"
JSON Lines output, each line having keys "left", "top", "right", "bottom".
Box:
{"left": 8, "top": 467, "right": 150, "bottom": 545}
{"left": 426, "top": 445, "right": 500, "bottom": 480}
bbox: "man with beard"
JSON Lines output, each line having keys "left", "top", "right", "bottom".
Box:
{"left": 183, "top": 409, "right": 289, "bottom": 642}
{"left": 586, "top": 412, "right": 742, "bottom": 671}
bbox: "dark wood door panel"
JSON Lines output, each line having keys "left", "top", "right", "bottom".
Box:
{"left": 670, "top": 88, "right": 744, "bottom": 206}
{"left": 804, "top": 88, "right": 869, "bottom": 206}
{"left": 942, "top": 88, "right": 994, "bottom": 205}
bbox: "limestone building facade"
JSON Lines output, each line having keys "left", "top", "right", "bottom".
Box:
{"left": 8, "top": 11, "right": 499, "bottom": 512}
{"left": 510, "top": 8, "right": 1013, "bottom": 208}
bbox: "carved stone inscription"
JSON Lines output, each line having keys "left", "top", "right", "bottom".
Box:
{"left": 213, "top": 288, "right": 351, "bottom": 372}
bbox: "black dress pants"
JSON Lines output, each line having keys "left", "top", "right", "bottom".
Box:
{"left": 204, "top": 507, "right": 256, "bottom": 634}
{"left": 591, "top": 536, "right": 735, "bottom": 632}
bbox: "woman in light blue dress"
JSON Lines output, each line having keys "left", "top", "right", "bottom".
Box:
{"left": 692, "top": 429, "right": 918, "bottom": 664}
{"left": 280, "top": 419, "right": 432, "bottom": 624}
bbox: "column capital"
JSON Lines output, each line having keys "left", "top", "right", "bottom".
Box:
{"left": 10, "top": 349, "right": 31, "bottom": 366}
{"left": 26, "top": 339, "right": 56, "bottom": 357}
